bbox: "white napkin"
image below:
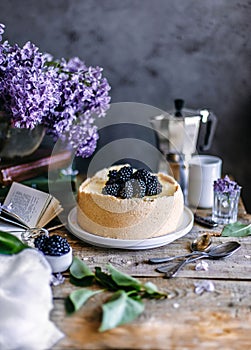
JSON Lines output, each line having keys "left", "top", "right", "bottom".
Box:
{"left": 0, "top": 249, "right": 64, "bottom": 350}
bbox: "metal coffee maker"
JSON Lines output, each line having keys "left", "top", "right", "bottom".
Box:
{"left": 150, "top": 99, "right": 217, "bottom": 195}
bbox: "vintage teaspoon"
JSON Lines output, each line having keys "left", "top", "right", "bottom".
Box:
{"left": 148, "top": 234, "right": 212, "bottom": 264}
{"left": 156, "top": 241, "right": 241, "bottom": 278}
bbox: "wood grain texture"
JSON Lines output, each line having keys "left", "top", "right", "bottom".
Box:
{"left": 51, "top": 279, "right": 251, "bottom": 350}
{"left": 50, "top": 206, "right": 251, "bottom": 349}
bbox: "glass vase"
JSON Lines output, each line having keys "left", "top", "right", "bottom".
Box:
{"left": 0, "top": 112, "right": 45, "bottom": 159}
{"left": 212, "top": 189, "right": 241, "bottom": 224}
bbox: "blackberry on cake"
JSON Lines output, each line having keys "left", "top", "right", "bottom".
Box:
{"left": 102, "top": 183, "right": 121, "bottom": 197}
{"left": 131, "top": 179, "right": 146, "bottom": 198}
{"left": 106, "top": 169, "right": 118, "bottom": 184}
{"left": 102, "top": 165, "right": 162, "bottom": 199}
{"left": 132, "top": 168, "right": 152, "bottom": 183}
{"left": 145, "top": 175, "right": 162, "bottom": 196}
{"left": 119, "top": 180, "right": 134, "bottom": 199}
{"left": 116, "top": 165, "right": 133, "bottom": 183}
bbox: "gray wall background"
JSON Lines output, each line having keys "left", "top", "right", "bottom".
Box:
{"left": 0, "top": 0, "right": 251, "bottom": 211}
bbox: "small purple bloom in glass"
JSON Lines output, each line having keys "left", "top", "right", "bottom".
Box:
{"left": 212, "top": 176, "right": 241, "bottom": 224}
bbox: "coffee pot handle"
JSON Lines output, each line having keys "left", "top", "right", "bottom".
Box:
{"left": 198, "top": 110, "right": 217, "bottom": 151}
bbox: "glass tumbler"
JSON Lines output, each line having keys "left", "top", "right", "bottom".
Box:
{"left": 212, "top": 189, "right": 241, "bottom": 224}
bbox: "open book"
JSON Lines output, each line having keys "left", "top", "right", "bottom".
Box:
{"left": 0, "top": 182, "right": 63, "bottom": 229}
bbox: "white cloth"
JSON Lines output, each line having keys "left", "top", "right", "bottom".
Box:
{"left": 0, "top": 249, "right": 64, "bottom": 350}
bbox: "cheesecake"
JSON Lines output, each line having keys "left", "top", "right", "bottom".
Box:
{"left": 77, "top": 165, "right": 184, "bottom": 240}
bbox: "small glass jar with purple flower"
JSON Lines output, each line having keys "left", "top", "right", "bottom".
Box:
{"left": 212, "top": 176, "right": 241, "bottom": 224}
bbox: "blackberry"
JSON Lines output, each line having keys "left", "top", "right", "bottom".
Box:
{"left": 132, "top": 168, "right": 152, "bottom": 184}
{"left": 101, "top": 166, "right": 162, "bottom": 198}
{"left": 131, "top": 179, "right": 146, "bottom": 198}
{"left": 117, "top": 165, "right": 133, "bottom": 183}
{"left": 35, "top": 234, "right": 70, "bottom": 256}
{"left": 34, "top": 234, "right": 48, "bottom": 251}
{"left": 108, "top": 169, "right": 118, "bottom": 180}
{"left": 102, "top": 183, "right": 121, "bottom": 197}
{"left": 145, "top": 176, "right": 162, "bottom": 196}
{"left": 119, "top": 180, "right": 134, "bottom": 199}
{"left": 106, "top": 169, "right": 118, "bottom": 185}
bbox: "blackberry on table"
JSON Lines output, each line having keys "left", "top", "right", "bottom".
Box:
{"left": 102, "top": 183, "right": 121, "bottom": 197}
{"left": 35, "top": 234, "right": 70, "bottom": 256}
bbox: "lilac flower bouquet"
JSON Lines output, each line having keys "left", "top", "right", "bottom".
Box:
{"left": 0, "top": 24, "right": 111, "bottom": 158}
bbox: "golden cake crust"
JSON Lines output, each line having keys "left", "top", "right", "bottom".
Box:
{"left": 77, "top": 166, "right": 184, "bottom": 240}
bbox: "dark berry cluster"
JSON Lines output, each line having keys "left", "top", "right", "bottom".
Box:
{"left": 106, "top": 166, "right": 133, "bottom": 185}
{"left": 102, "top": 165, "right": 162, "bottom": 199}
{"left": 34, "top": 234, "right": 71, "bottom": 256}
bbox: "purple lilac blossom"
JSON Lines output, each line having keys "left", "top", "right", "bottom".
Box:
{"left": 0, "top": 40, "right": 60, "bottom": 128}
{"left": 0, "top": 24, "right": 111, "bottom": 159}
{"left": 67, "top": 123, "right": 99, "bottom": 158}
{"left": 213, "top": 175, "right": 241, "bottom": 196}
{"left": 43, "top": 56, "right": 111, "bottom": 158}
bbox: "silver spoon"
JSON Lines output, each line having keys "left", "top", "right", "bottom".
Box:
{"left": 148, "top": 234, "right": 212, "bottom": 264}
{"left": 156, "top": 241, "right": 241, "bottom": 278}
{"left": 190, "top": 234, "right": 212, "bottom": 252}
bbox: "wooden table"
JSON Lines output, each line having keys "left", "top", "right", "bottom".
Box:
{"left": 51, "top": 202, "right": 251, "bottom": 350}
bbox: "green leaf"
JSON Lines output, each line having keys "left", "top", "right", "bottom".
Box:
{"left": 143, "top": 281, "right": 158, "bottom": 293}
{"left": 99, "top": 290, "right": 144, "bottom": 332}
{"left": 66, "top": 288, "right": 103, "bottom": 313}
{"left": 94, "top": 266, "right": 119, "bottom": 290}
{"left": 0, "top": 231, "right": 29, "bottom": 255}
{"left": 143, "top": 281, "right": 168, "bottom": 299}
{"left": 222, "top": 222, "right": 251, "bottom": 237}
{"left": 69, "top": 256, "right": 95, "bottom": 285}
{"left": 107, "top": 264, "right": 142, "bottom": 291}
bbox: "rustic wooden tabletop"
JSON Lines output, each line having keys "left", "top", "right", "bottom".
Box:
{"left": 51, "top": 201, "right": 251, "bottom": 350}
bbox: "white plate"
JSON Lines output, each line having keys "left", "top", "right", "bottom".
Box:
{"left": 67, "top": 206, "right": 194, "bottom": 250}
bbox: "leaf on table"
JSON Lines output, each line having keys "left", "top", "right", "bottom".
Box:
{"left": 66, "top": 288, "right": 103, "bottom": 313}
{"left": 221, "top": 221, "right": 251, "bottom": 237}
{"left": 94, "top": 266, "right": 119, "bottom": 290}
{"left": 95, "top": 264, "right": 168, "bottom": 298}
{"left": 99, "top": 290, "right": 144, "bottom": 332}
{"left": 107, "top": 263, "right": 142, "bottom": 291}
{"left": 69, "top": 256, "right": 95, "bottom": 286}
{"left": 143, "top": 281, "right": 168, "bottom": 299}
{"left": 0, "top": 230, "right": 29, "bottom": 255}
{"left": 67, "top": 262, "right": 168, "bottom": 331}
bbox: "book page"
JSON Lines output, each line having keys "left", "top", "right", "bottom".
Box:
{"left": 3, "top": 182, "right": 51, "bottom": 228}
{"left": 0, "top": 207, "right": 29, "bottom": 229}
{"left": 37, "top": 197, "right": 63, "bottom": 227}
